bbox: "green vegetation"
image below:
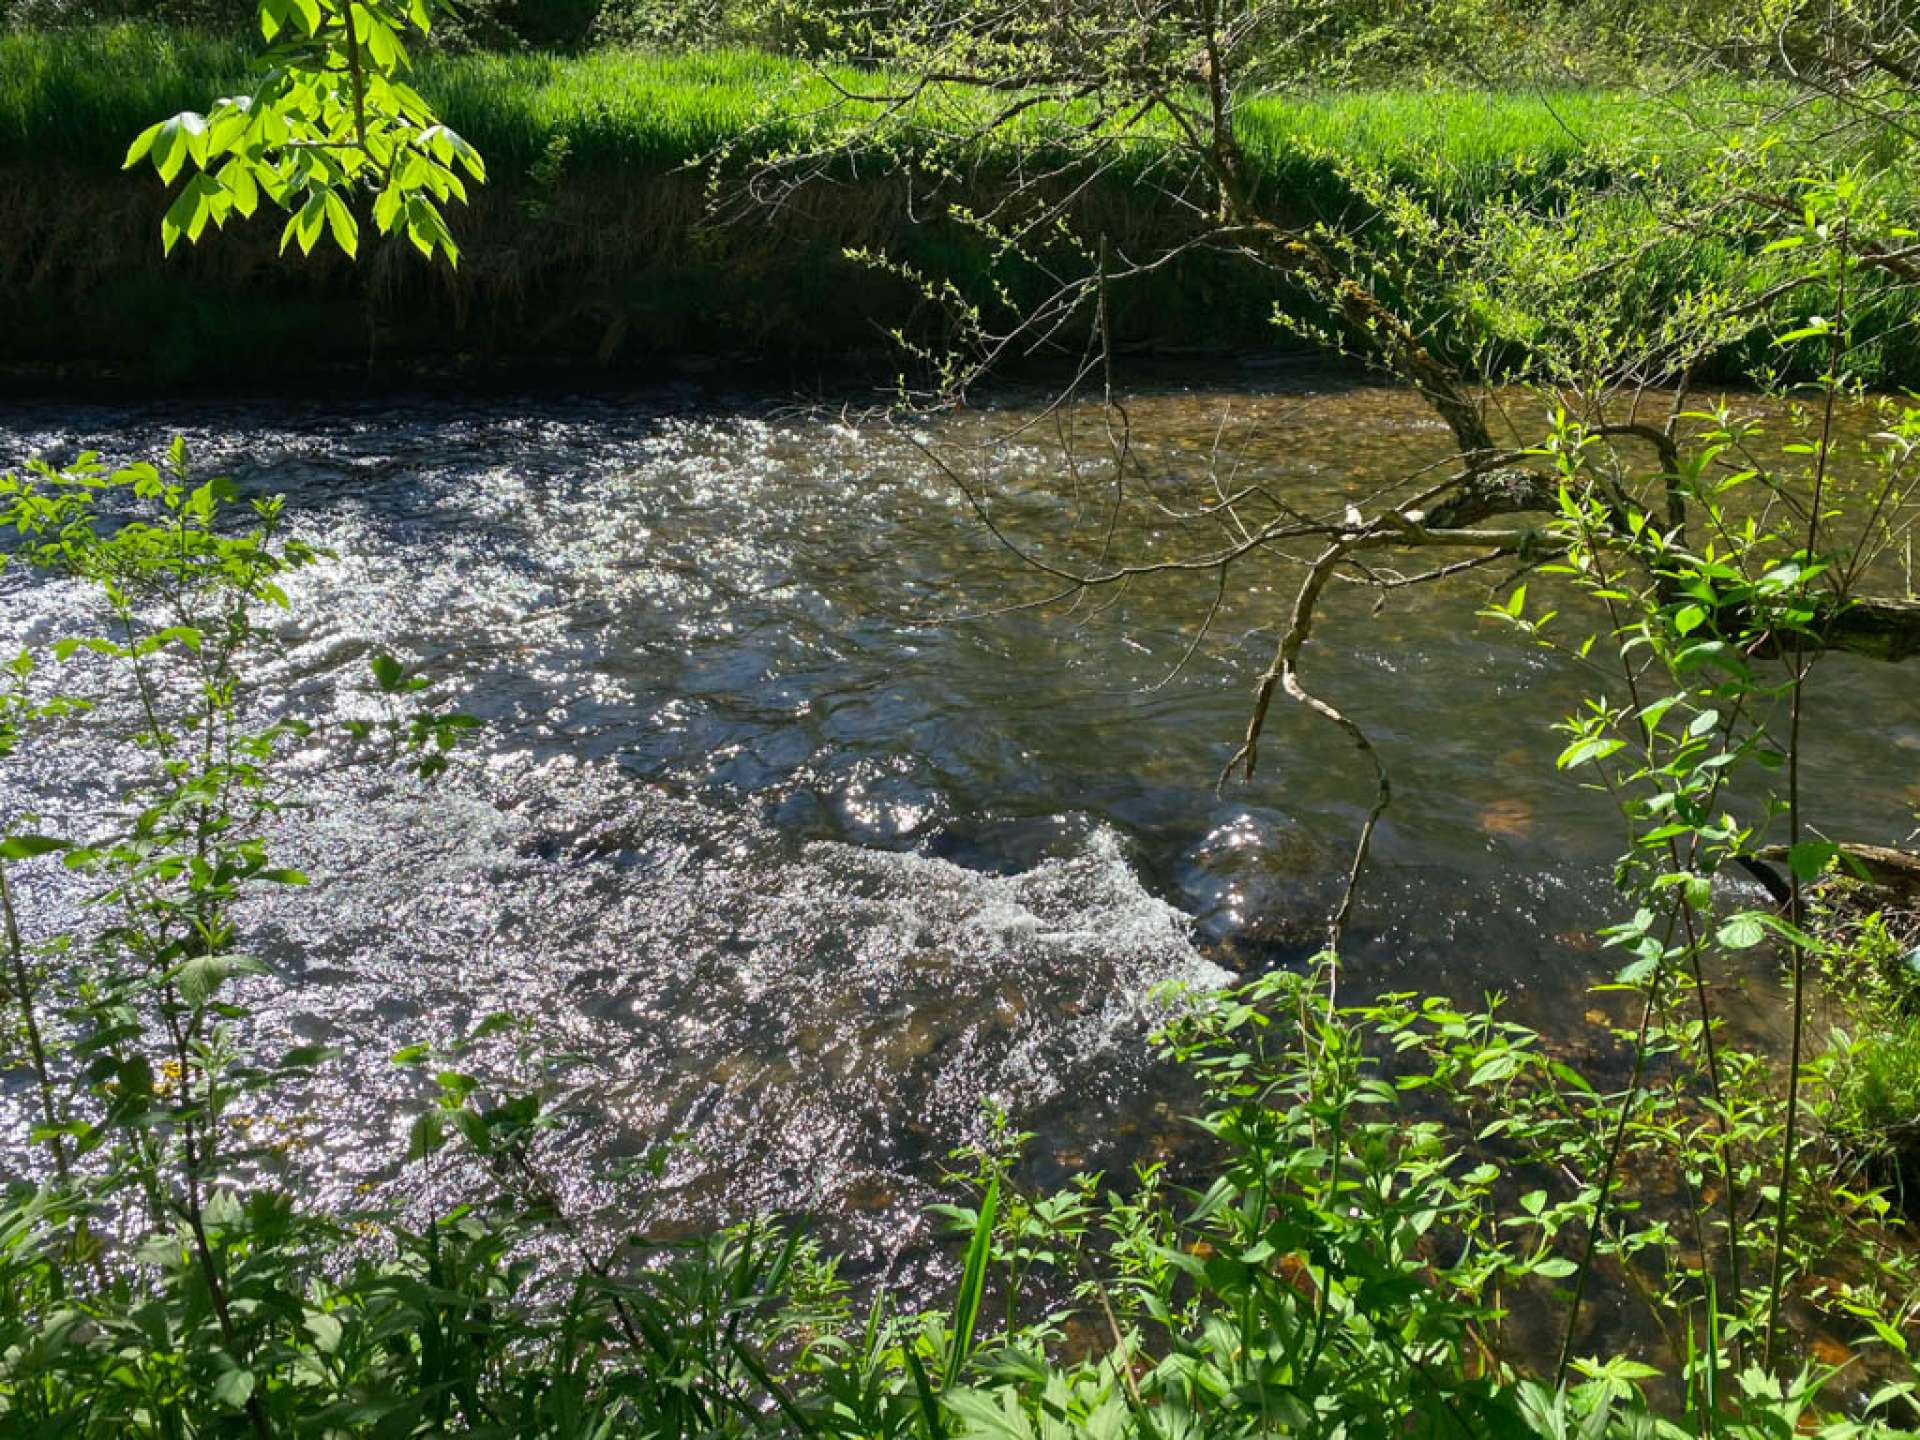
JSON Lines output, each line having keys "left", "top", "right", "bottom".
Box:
{"left": 6, "top": 23, "right": 1915, "bottom": 382}
{"left": 1835, "top": 1009, "right": 1920, "bottom": 1179}
{"left": 1813, "top": 896, "right": 1920, "bottom": 1195}
{"left": 0, "top": 24, "right": 1777, "bottom": 378}
{"left": 8, "top": 0, "right": 1920, "bottom": 1434}
{"left": 0, "top": 0, "right": 1761, "bottom": 77}
{"left": 0, "top": 23, "right": 1674, "bottom": 183}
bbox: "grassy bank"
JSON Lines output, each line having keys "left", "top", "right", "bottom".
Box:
{"left": 0, "top": 24, "right": 1668, "bottom": 183}
{"left": 0, "top": 24, "right": 1888, "bottom": 382}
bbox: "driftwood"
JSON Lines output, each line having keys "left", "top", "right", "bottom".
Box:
{"left": 1758, "top": 843, "right": 1920, "bottom": 903}
{"left": 1824, "top": 598, "right": 1920, "bottom": 664}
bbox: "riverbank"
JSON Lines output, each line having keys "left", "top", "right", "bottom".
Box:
{"left": 1, "top": 24, "right": 1906, "bottom": 384}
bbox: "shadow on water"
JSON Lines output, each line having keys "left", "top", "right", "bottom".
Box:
{"left": 1, "top": 376, "right": 1915, "bottom": 1290}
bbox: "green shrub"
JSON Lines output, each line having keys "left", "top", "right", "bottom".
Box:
{"left": 1832, "top": 1011, "right": 1920, "bottom": 1190}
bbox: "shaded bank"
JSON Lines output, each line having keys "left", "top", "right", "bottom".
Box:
{"left": 4, "top": 25, "right": 1914, "bottom": 383}
{"left": 0, "top": 165, "right": 1310, "bottom": 383}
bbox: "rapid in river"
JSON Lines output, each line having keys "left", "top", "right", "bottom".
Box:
{"left": 3, "top": 375, "right": 1916, "bottom": 1288}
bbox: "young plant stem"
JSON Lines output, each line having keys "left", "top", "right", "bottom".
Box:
{"left": 1762, "top": 229, "right": 1846, "bottom": 1372}
{"left": 340, "top": 0, "right": 370, "bottom": 151}
{"left": 119, "top": 608, "right": 172, "bottom": 762}
{"left": 1556, "top": 906, "right": 1676, "bottom": 1384}
{"left": 1577, "top": 478, "right": 1747, "bottom": 1330}
{"left": 165, "top": 995, "right": 272, "bottom": 1440}
{"left": 0, "top": 862, "right": 69, "bottom": 1182}
{"left": 1675, "top": 897, "right": 1744, "bottom": 1317}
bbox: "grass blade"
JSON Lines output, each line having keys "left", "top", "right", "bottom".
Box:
{"left": 945, "top": 1173, "right": 999, "bottom": 1390}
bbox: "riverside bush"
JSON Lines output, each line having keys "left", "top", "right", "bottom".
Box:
{"left": 0, "top": 0, "right": 1744, "bottom": 75}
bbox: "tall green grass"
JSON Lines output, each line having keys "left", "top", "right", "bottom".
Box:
{"left": 0, "top": 20, "right": 1699, "bottom": 191}
{"left": 0, "top": 23, "right": 254, "bottom": 168}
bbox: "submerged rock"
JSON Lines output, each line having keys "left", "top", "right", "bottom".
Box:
{"left": 1173, "top": 804, "right": 1335, "bottom": 961}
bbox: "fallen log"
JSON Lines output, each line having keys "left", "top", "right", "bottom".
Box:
{"left": 1758, "top": 843, "right": 1920, "bottom": 903}
{"left": 1822, "top": 597, "right": 1920, "bottom": 664}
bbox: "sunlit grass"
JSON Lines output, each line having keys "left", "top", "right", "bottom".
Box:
{"left": 0, "top": 20, "right": 1704, "bottom": 194}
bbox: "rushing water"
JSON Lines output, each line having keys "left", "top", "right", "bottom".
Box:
{"left": 2, "top": 377, "right": 1917, "bottom": 1280}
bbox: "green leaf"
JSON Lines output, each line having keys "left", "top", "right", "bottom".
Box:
{"left": 220, "top": 159, "right": 260, "bottom": 219}
{"left": 1717, "top": 914, "right": 1765, "bottom": 950}
{"left": 144, "top": 114, "right": 205, "bottom": 184}
{"left": 303, "top": 1311, "right": 343, "bottom": 1354}
{"left": 1774, "top": 320, "right": 1833, "bottom": 347}
{"left": 212, "top": 1368, "right": 254, "bottom": 1411}
{"left": 1673, "top": 640, "right": 1751, "bottom": 679}
{"left": 178, "top": 955, "right": 229, "bottom": 1006}
{"left": 408, "top": 1109, "right": 444, "bottom": 1160}
{"left": 124, "top": 119, "right": 166, "bottom": 170}
{"left": 292, "top": 191, "right": 326, "bottom": 256}
{"left": 1683, "top": 873, "right": 1713, "bottom": 912}
{"left": 1637, "top": 695, "right": 1680, "bottom": 734}
{"left": 947, "top": 1173, "right": 999, "bottom": 1388}
{"left": 403, "top": 194, "right": 458, "bottom": 265}
{"left": 1614, "top": 955, "right": 1658, "bottom": 985}
{"left": 1469, "top": 1051, "right": 1520, "bottom": 1086}
{"left": 1867, "top": 1322, "right": 1911, "bottom": 1357}
{"left": 0, "top": 834, "right": 68, "bottom": 860}
{"left": 1556, "top": 735, "right": 1624, "bottom": 771}
{"left": 902, "top": 1345, "right": 943, "bottom": 1440}
{"left": 943, "top": 1387, "right": 1026, "bottom": 1439}
{"left": 370, "top": 653, "right": 406, "bottom": 690}
{"left": 1787, "top": 840, "right": 1838, "bottom": 884}
{"left": 322, "top": 189, "right": 360, "bottom": 259}
{"left": 161, "top": 188, "right": 195, "bottom": 255}
{"left": 373, "top": 181, "right": 403, "bottom": 233}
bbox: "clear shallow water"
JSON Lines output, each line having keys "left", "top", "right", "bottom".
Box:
{"left": 2, "top": 380, "right": 1916, "bottom": 1279}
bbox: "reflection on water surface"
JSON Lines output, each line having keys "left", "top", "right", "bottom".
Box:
{"left": 1, "top": 378, "right": 1914, "bottom": 1278}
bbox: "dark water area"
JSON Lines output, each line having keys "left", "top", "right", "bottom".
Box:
{"left": 2, "top": 377, "right": 1916, "bottom": 1288}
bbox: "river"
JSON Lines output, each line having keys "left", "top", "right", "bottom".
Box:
{"left": 3, "top": 375, "right": 1916, "bottom": 1286}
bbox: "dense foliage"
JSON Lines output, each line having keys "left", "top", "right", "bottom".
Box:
{"left": 0, "top": 0, "right": 1763, "bottom": 79}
